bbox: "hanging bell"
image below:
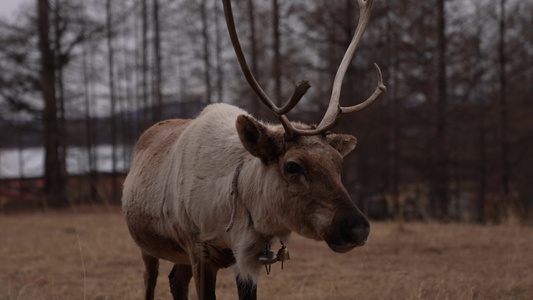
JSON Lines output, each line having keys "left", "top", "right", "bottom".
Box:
{"left": 277, "top": 244, "right": 290, "bottom": 270}
{"left": 277, "top": 245, "right": 291, "bottom": 262}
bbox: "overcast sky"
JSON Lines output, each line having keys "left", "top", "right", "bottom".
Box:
{"left": 0, "top": 0, "right": 25, "bottom": 20}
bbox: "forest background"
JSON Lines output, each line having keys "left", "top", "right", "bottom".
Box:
{"left": 0, "top": 0, "right": 532, "bottom": 224}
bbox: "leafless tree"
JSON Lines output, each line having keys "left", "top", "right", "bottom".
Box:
{"left": 152, "top": 0, "right": 163, "bottom": 121}
{"left": 200, "top": 0, "right": 212, "bottom": 103}
{"left": 498, "top": 0, "right": 510, "bottom": 203}
{"left": 434, "top": 0, "right": 450, "bottom": 219}
{"left": 106, "top": 0, "right": 118, "bottom": 203}
{"left": 38, "top": 0, "right": 67, "bottom": 207}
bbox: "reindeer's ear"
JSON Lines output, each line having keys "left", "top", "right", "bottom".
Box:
{"left": 236, "top": 115, "right": 279, "bottom": 163}
{"left": 327, "top": 134, "right": 357, "bottom": 157}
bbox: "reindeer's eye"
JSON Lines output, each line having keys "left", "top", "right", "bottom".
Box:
{"left": 285, "top": 161, "right": 302, "bottom": 174}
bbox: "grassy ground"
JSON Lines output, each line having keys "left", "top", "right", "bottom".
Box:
{"left": 0, "top": 207, "right": 532, "bottom": 300}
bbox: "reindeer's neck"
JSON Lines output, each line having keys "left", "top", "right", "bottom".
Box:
{"left": 237, "top": 158, "right": 291, "bottom": 240}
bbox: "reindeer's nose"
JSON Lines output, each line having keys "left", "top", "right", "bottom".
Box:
{"left": 339, "top": 216, "right": 370, "bottom": 247}
{"left": 326, "top": 213, "right": 370, "bottom": 253}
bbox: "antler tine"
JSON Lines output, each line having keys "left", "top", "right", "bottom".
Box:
{"left": 285, "top": 64, "right": 385, "bottom": 136}
{"left": 316, "top": 0, "right": 386, "bottom": 132}
{"left": 222, "top": 0, "right": 311, "bottom": 121}
{"left": 342, "top": 63, "right": 386, "bottom": 114}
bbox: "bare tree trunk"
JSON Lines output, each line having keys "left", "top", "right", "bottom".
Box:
{"left": 386, "top": 1, "right": 401, "bottom": 224}
{"left": 122, "top": 0, "right": 135, "bottom": 170}
{"left": 38, "top": 0, "right": 67, "bottom": 207}
{"left": 342, "top": 0, "right": 355, "bottom": 102}
{"left": 116, "top": 2, "right": 128, "bottom": 181}
{"left": 247, "top": 0, "right": 260, "bottom": 115}
{"left": 141, "top": 0, "right": 150, "bottom": 126}
{"left": 339, "top": 0, "right": 361, "bottom": 211}
{"left": 435, "top": 0, "right": 449, "bottom": 220}
{"left": 86, "top": 17, "right": 101, "bottom": 203}
{"left": 470, "top": 10, "right": 486, "bottom": 223}
{"left": 272, "top": 0, "right": 281, "bottom": 103}
{"left": 133, "top": 0, "right": 143, "bottom": 135}
{"left": 17, "top": 125, "right": 25, "bottom": 199}
{"left": 152, "top": 0, "right": 163, "bottom": 122}
{"left": 53, "top": 0, "right": 71, "bottom": 205}
{"left": 82, "top": 36, "right": 98, "bottom": 203}
{"left": 498, "top": 0, "right": 510, "bottom": 207}
{"left": 106, "top": 0, "right": 118, "bottom": 204}
{"left": 247, "top": 0, "right": 258, "bottom": 79}
{"left": 200, "top": 0, "right": 212, "bottom": 103}
{"left": 477, "top": 102, "right": 487, "bottom": 223}
{"left": 214, "top": 0, "right": 224, "bottom": 102}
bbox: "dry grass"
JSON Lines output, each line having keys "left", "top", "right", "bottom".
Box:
{"left": 1, "top": 207, "right": 532, "bottom": 300}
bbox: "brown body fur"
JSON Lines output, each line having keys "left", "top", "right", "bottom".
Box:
{"left": 122, "top": 103, "right": 369, "bottom": 300}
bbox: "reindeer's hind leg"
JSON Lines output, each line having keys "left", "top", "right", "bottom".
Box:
{"left": 169, "top": 264, "right": 193, "bottom": 300}
{"left": 141, "top": 251, "right": 159, "bottom": 300}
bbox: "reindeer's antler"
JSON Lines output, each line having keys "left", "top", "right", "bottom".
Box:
{"left": 222, "top": 0, "right": 386, "bottom": 139}
{"left": 317, "top": 0, "right": 387, "bottom": 130}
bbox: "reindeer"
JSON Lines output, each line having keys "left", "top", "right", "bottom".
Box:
{"left": 122, "top": 0, "right": 385, "bottom": 299}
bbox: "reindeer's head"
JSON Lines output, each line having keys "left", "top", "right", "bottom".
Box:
{"left": 223, "top": 0, "right": 386, "bottom": 252}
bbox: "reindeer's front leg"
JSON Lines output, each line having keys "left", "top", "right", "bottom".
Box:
{"left": 236, "top": 276, "right": 257, "bottom": 300}
{"left": 169, "top": 264, "right": 193, "bottom": 300}
{"left": 190, "top": 255, "right": 219, "bottom": 300}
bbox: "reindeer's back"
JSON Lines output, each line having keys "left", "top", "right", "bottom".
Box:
{"left": 126, "top": 118, "right": 192, "bottom": 183}
{"left": 122, "top": 118, "right": 191, "bottom": 211}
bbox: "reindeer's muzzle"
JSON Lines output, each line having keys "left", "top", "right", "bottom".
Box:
{"left": 325, "top": 201, "right": 370, "bottom": 253}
